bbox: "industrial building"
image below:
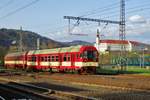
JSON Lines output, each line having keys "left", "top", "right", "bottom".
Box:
{"left": 94, "top": 32, "right": 150, "bottom": 52}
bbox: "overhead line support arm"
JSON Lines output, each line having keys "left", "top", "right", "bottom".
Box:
{"left": 64, "top": 16, "right": 120, "bottom": 24}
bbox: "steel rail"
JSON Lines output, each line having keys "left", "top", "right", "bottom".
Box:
{"left": 0, "top": 83, "right": 60, "bottom": 100}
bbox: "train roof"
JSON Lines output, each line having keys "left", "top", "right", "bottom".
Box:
{"left": 28, "top": 45, "right": 84, "bottom": 55}
{"left": 5, "top": 52, "right": 27, "bottom": 57}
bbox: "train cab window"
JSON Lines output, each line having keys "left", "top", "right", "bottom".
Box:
{"left": 80, "top": 53, "right": 83, "bottom": 58}
{"left": 63, "top": 56, "right": 67, "bottom": 61}
{"left": 56, "top": 56, "right": 59, "bottom": 61}
{"left": 52, "top": 56, "right": 55, "bottom": 61}
{"left": 48, "top": 56, "right": 51, "bottom": 61}
{"left": 83, "top": 51, "right": 88, "bottom": 58}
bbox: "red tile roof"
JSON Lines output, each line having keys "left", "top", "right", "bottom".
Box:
{"left": 99, "top": 40, "right": 129, "bottom": 44}
{"left": 99, "top": 39, "right": 150, "bottom": 46}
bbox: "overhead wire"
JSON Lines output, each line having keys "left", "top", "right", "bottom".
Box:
{"left": 71, "top": 1, "right": 150, "bottom": 38}
{"left": 23, "top": 1, "right": 121, "bottom": 36}
{"left": 0, "top": 0, "right": 40, "bottom": 20}
{"left": 65, "top": 1, "right": 150, "bottom": 41}
{"left": 27, "top": 0, "right": 150, "bottom": 41}
{"left": 79, "top": 2, "right": 120, "bottom": 17}
{"left": 89, "top": 1, "right": 150, "bottom": 20}
{"left": 0, "top": 0, "right": 14, "bottom": 10}
{"left": 78, "top": 0, "right": 132, "bottom": 18}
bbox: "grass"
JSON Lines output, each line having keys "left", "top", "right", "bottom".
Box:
{"left": 96, "top": 66, "right": 150, "bottom": 75}
{"left": 1, "top": 65, "right": 150, "bottom": 75}
{"left": 125, "top": 66, "right": 150, "bottom": 75}
{"left": 0, "top": 66, "right": 17, "bottom": 73}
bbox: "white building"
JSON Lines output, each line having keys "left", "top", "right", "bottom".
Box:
{"left": 94, "top": 31, "right": 150, "bottom": 52}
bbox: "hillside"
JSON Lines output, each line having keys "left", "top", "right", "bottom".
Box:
{"left": 0, "top": 28, "right": 65, "bottom": 65}
{"left": 0, "top": 28, "right": 65, "bottom": 50}
{"left": 63, "top": 40, "right": 93, "bottom": 46}
{"left": 0, "top": 28, "right": 94, "bottom": 65}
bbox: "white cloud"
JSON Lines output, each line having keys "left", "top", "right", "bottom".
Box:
{"left": 125, "top": 16, "right": 150, "bottom": 44}
{"left": 44, "top": 17, "right": 150, "bottom": 44}
{"left": 72, "top": 27, "right": 82, "bottom": 33}
{"left": 128, "top": 15, "right": 146, "bottom": 24}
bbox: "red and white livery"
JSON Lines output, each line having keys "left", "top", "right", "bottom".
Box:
{"left": 4, "top": 45, "right": 99, "bottom": 73}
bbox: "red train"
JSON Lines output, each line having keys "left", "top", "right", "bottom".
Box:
{"left": 4, "top": 45, "right": 99, "bottom": 73}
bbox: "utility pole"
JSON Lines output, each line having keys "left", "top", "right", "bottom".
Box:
{"left": 119, "top": 0, "right": 126, "bottom": 71}
{"left": 19, "top": 26, "right": 23, "bottom": 52}
{"left": 64, "top": 0, "right": 126, "bottom": 71}
{"left": 37, "top": 38, "right": 40, "bottom": 50}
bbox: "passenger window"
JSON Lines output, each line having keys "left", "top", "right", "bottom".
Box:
{"left": 68, "top": 56, "right": 70, "bottom": 61}
{"left": 56, "top": 56, "right": 59, "bottom": 61}
{"left": 41, "top": 57, "right": 44, "bottom": 61}
{"left": 63, "top": 56, "right": 67, "bottom": 61}
{"left": 45, "top": 56, "right": 47, "bottom": 62}
{"left": 32, "top": 56, "right": 36, "bottom": 62}
{"left": 67, "top": 54, "right": 71, "bottom": 61}
{"left": 48, "top": 56, "right": 51, "bottom": 61}
{"left": 52, "top": 56, "right": 55, "bottom": 61}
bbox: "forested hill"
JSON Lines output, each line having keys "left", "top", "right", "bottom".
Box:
{"left": 0, "top": 28, "right": 65, "bottom": 50}
{"left": 0, "top": 28, "right": 93, "bottom": 65}
{"left": 0, "top": 28, "right": 65, "bottom": 64}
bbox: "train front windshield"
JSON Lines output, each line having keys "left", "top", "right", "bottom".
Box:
{"left": 81, "top": 50, "right": 98, "bottom": 61}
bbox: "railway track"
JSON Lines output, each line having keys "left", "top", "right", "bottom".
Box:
{"left": 0, "top": 82, "right": 60, "bottom": 100}
{"left": 1, "top": 70, "right": 150, "bottom": 100}
{"left": 0, "top": 80, "right": 98, "bottom": 100}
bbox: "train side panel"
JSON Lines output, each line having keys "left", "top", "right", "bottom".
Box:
{"left": 4, "top": 52, "right": 28, "bottom": 69}
{"left": 4, "top": 45, "right": 99, "bottom": 73}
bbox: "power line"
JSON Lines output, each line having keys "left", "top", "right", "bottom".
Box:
{"left": 92, "top": 2, "right": 150, "bottom": 19}
{"left": 0, "top": 0, "right": 39, "bottom": 20}
{"left": 0, "top": 0, "right": 14, "bottom": 10}
{"left": 79, "top": 0, "right": 133, "bottom": 18}
{"left": 31, "top": 1, "right": 150, "bottom": 39}
{"left": 23, "top": 1, "right": 121, "bottom": 33}
{"left": 24, "top": 1, "right": 121, "bottom": 33}
{"left": 80, "top": 4, "right": 120, "bottom": 17}
{"left": 97, "top": 4, "right": 150, "bottom": 22}
{"left": 45, "top": 8, "right": 150, "bottom": 38}
{"left": 83, "top": 1, "right": 150, "bottom": 20}
{"left": 78, "top": 1, "right": 120, "bottom": 17}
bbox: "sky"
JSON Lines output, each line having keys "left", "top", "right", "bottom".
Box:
{"left": 0, "top": 0, "right": 150, "bottom": 44}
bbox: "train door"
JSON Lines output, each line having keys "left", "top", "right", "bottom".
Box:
{"left": 23, "top": 52, "right": 28, "bottom": 69}
{"left": 71, "top": 53, "right": 75, "bottom": 69}
{"left": 37, "top": 55, "right": 41, "bottom": 70}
